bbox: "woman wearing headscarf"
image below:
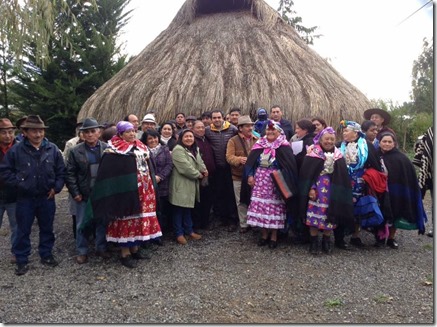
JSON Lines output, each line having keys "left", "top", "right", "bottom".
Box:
{"left": 242, "top": 120, "right": 298, "bottom": 249}
{"left": 82, "top": 121, "right": 162, "bottom": 268}
{"left": 169, "top": 129, "right": 208, "bottom": 245}
{"left": 298, "top": 127, "right": 353, "bottom": 254}
{"left": 377, "top": 132, "right": 427, "bottom": 248}
{"left": 335, "top": 120, "right": 382, "bottom": 249}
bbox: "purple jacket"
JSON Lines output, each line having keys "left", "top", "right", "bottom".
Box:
{"left": 194, "top": 135, "right": 216, "bottom": 176}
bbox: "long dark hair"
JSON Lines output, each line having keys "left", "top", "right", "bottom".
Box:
{"left": 177, "top": 129, "right": 198, "bottom": 156}
{"left": 141, "top": 129, "right": 162, "bottom": 146}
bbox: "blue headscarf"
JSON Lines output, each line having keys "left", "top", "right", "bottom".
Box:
{"left": 339, "top": 120, "right": 368, "bottom": 173}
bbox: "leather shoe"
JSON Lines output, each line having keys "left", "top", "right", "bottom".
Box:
{"left": 350, "top": 237, "right": 365, "bottom": 248}
{"left": 15, "top": 263, "right": 28, "bottom": 276}
{"left": 189, "top": 232, "right": 202, "bottom": 240}
{"left": 176, "top": 235, "right": 187, "bottom": 245}
{"left": 257, "top": 238, "right": 268, "bottom": 246}
{"left": 387, "top": 239, "right": 399, "bottom": 249}
{"left": 76, "top": 255, "right": 88, "bottom": 264}
{"left": 41, "top": 255, "right": 58, "bottom": 267}
{"left": 96, "top": 251, "right": 111, "bottom": 259}
{"left": 152, "top": 238, "right": 164, "bottom": 246}
{"left": 239, "top": 226, "right": 250, "bottom": 234}
{"left": 334, "top": 240, "right": 349, "bottom": 250}
{"left": 131, "top": 250, "right": 150, "bottom": 260}
{"left": 120, "top": 255, "right": 137, "bottom": 268}
{"left": 268, "top": 240, "right": 278, "bottom": 249}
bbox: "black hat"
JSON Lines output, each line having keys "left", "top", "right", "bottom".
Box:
{"left": 363, "top": 108, "right": 391, "bottom": 126}
{"left": 79, "top": 118, "right": 102, "bottom": 130}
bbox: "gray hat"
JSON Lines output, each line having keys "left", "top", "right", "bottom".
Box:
{"left": 79, "top": 118, "right": 102, "bottom": 130}
{"left": 20, "top": 115, "right": 49, "bottom": 129}
{"left": 237, "top": 115, "right": 255, "bottom": 126}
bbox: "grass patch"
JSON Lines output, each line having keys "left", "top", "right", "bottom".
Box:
{"left": 423, "top": 243, "right": 433, "bottom": 250}
{"left": 374, "top": 294, "right": 393, "bottom": 304}
{"left": 324, "top": 298, "right": 343, "bottom": 308}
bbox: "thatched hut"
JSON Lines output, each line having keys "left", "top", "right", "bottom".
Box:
{"left": 78, "top": 0, "right": 372, "bottom": 126}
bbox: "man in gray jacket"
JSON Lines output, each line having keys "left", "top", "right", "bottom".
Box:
{"left": 66, "top": 118, "right": 110, "bottom": 264}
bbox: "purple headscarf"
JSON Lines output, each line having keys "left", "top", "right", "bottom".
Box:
{"left": 313, "top": 126, "right": 336, "bottom": 145}
{"left": 116, "top": 121, "right": 134, "bottom": 134}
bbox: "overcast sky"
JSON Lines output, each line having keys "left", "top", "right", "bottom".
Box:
{"left": 119, "top": 0, "right": 433, "bottom": 105}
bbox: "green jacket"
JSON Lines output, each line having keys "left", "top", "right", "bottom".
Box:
{"left": 169, "top": 144, "right": 206, "bottom": 208}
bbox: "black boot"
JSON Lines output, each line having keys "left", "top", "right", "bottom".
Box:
{"left": 309, "top": 235, "right": 318, "bottom": 255}
{"left": 322, "top": 235, "right": 332, "bottom": 254}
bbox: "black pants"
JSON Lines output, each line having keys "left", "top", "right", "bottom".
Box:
{"left": 210, "top": 165, "right": 238, "bottom": 225}
{"left": 192, "top": 183, "right": 214, "bottom": 230}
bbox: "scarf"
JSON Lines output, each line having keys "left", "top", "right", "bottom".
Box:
{"left": 340, "top": 137, "right": 368, "bottom": 173}
{"left": 109, "top": 135, "right": 149, "bottom": 155}
{"left": 160, "top": 135, "right": 171, "bottom": 145}
{"left": 149, "top": 144, "right": 161, "bottom": 157}
{"left": 252, "top": 134, "right": 289, "bottom": 158}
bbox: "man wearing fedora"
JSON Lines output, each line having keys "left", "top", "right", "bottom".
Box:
{"left": 0, "top": 118, "right": 18, "bottom": 264}
{"left": 226, "top": 115, "right": 258, "bottom": 233}
{"left": 0, "top": 115, "right": 65, "bottom": 275}
{"left": 66, "top": 118, "right": 110, "bottom": 264}
{"left": 363, "top": 108, "right": 395, "bottom": 140}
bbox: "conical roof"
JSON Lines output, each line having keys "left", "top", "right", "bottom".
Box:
{"left": 78, "top": 0, "right": 372, "bottom": 126}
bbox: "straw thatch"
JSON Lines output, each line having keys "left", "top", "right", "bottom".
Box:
{"left": 78, "top": 0, "right": 372, "bottom": 126}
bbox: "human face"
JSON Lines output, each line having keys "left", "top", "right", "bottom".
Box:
{"left": 176, "top": 114, "right": 185, "bottom": 127}
{"left": 266, "top": 128, "right": 280, "bottom": 142}
{"left": 270, "top": 107, "right": 282, "bottom": 122}
{"left": 0, "top": 128, "right": 15, "bottom": 146}
{"left": 312, "top": 120, "right": 324, "bottom": 133}
{"left": 128, "top": 115, "right": 139, "bottom": 130}
{"left": 370, "top": 114, "right": 385, "bottom": 128}
{"left": 186, "top": 120, "right": 194, "bottom": 129}
{"left": 379, "top": 135, "right": 395, "bottom": 153}
{"left": 229, "top": 111, "right": 240, "bottom": 125}
{"left": 146, "top": 135, "right": 159, "bottom": 149}
{"left": 160, "top": 124, "right": 173, "bottom": 138}
{"left": 342, "top": 128, "right": 358, "bottom": 143}
{"left": 193, "top": 121, "right": 206, "bottom": 137}
{"left": 120, "top": 129, "right": 136, "bottom": 142}
{"left": 319, "top": 133, "right": 335, "bottom": 152}
{"left": 295, "top": 125, "right": 308, "bottom": 138}
{"left": 23, "top": 128, "right": 45, "bottom": 148}
{"left": 239, "top": 124, "right": 253, "bottom": 138}
{"left": 211, "top": 112, "right": 224, "bottom": 129}
{"left": 181, "top": 131, "right": 195, "bottom": 147}
{"left": 82, "top": 128, "right": 101, "bottom": 146}
{"left": 365, "top": 125, "right": 378, "bottom": 142}
{"left": 202, "top": 117, "right": 212, "bottom": 127}
{"left": 141, "top": 121, "right": 156, "bottom": 132}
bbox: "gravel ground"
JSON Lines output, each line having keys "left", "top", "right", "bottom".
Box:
{"left": 0, "top": 188, "right": 433, "bottom": 324}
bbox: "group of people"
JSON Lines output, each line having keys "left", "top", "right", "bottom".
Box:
{"left": 0, "top": 106, "right": 431, "bottom": 276}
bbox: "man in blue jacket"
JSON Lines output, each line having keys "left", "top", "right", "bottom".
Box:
{"left": 0, "top": 115, "right": 65, "bottom": 275}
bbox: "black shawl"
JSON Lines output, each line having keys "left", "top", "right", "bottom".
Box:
{"left": 378, "top": 147, "right": 427, "bottom": 234}
{"left": 240, "top": 145, "right": 298, "bottom": 212}
{"left": 298, "top": 154, "right": 354, "bottom": 230}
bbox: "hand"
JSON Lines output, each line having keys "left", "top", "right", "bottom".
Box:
{"left": 202, "top": 170, "right": 208, "bottom": 177}
{"left": 74, "top": 194, "right": 83, "bottom": 202}
{"left": 308, "top": 189, "right": 317, "bottom": 201}
{"left": 155, "top": 176, "right": 161, "bottom": 183}
{"left": 240, "top": 157, "right": 247, "bottom": 165}
{"left": 47, "top": 188, "right": 56, "bottom": 199}
{"left": 248, "top": 176, "right": 255, "bottom": 187}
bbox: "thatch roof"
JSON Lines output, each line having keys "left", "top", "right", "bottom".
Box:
{"left": 78, "top": 0, "right": 372, "bottom": 126}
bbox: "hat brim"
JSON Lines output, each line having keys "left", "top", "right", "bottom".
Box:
{"left": 79, "top": 125, "right": 103, "bottom": 131}
{"left": 363, "top": 108, "right": 391, "bottom": 125}
{"left": 237, "top": 122, "right": 255, "bottom": 126}
{"left": 20, "top": 124, "right": 49, "bottom": 129}
{"left": 142, "top": 120, "right": 157, "bottom": 124}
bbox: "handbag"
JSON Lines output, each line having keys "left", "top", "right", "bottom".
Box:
{"left": 354, "top": 195, "right": 384, "bottom": 228}
{"left": 270, "top": 170, "right": 293, "bottom": 200}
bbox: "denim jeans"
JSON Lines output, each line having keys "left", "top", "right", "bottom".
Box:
{"left": 0, "top": 202, "right": 17, "bottom": 254}
{"left": 75, "top": 200, "right": 107, "bottom": 255}
{"left": 14, "top": 197, "right": 56, "bottom": 264}
{"left": 172, "top": 206, "right": 194, "bottom": 237}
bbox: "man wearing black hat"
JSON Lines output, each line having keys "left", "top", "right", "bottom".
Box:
{"left": 66, "top": 118, "right": 110, "bottom": 264}
{"left": 0, "top": 115, "right": 65, "bottom": 275}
